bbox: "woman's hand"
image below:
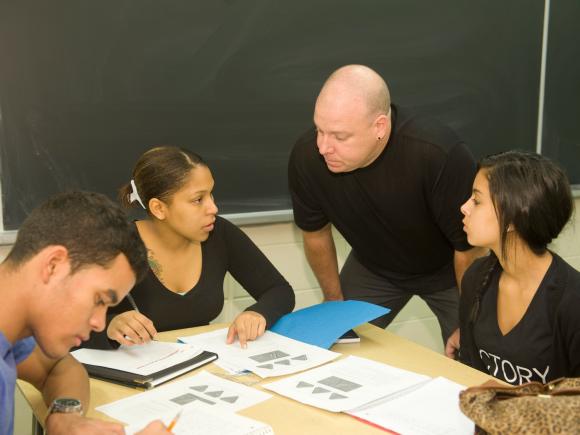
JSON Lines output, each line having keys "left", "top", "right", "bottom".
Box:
{"left": 226, "top": 311, "right": 267, "bottom": 348}
{"left": 445, "top": 328, "right": 460, "bottom": 359}
{"left": 107, "top": 311, "right": 157, "bottom": 346}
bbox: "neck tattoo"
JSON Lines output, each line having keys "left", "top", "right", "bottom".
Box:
{"left": 147, "top": 249, "right": 165, "bottom": 284}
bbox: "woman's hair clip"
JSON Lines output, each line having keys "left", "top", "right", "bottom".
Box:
{"left": 129, "top": 179, "right": 146, "bottom": 209}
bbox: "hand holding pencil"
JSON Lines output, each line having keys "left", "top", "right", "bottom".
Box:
{"left": 166, "top": 411, "right": 182, "bottom": 432}
{"left": 107, "top": 294, "right": 158, "bottom": 346}
{"left": 133, "top": 419, "right": 171, "bottom": 434}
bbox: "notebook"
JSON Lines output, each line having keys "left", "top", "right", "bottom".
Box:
{"left": 72, "top": 341, "right": 217, "bottom": 389}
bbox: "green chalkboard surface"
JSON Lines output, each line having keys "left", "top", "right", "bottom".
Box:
{"left": 0, "top": 1, "right": 545, "bottom": 230}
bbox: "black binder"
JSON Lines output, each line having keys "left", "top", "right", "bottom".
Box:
{"left": 83, "top": 350, "right": 218, "bottom": 389}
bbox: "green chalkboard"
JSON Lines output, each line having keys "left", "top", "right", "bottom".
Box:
{"left": 0, "top": 1, "right": 545, "bottom": 230}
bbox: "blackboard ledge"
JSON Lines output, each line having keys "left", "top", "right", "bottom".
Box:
{"left": 0, "top": 230, "right": 17, "bottom": 246}
{"left": 4, "top": 189, "right": 580, "bottom": 245}
{"left": 222, "top": 209, "right": 294, "bottom": 226}
{"left": 0, "top": 209, "right": 295, "bottom": 246}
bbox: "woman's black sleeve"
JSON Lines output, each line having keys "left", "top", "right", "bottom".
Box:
{"left": 222, "top": 219, "right": 295, "bottom": 328}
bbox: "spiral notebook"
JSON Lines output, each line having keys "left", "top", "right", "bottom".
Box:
{"left": 125, "top": 406, "right": 274, "bottom": 435}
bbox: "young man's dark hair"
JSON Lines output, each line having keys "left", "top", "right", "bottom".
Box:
{"left": 5, "top": 191, "right": 148, "bottom": 281}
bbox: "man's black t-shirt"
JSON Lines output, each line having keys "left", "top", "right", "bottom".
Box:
{"left": 288, "top": 105, "right": 476, "bottom": 293}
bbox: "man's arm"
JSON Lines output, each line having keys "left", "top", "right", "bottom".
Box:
{"left": 453, "top": 247, "right": 488, "bottom": 292}
{"left": 302, "top": 223, "right": 343, "bottom": 301}
{"left": 17, "top": 346, "right": 125, "bottom": 434}
{"left": 17, "top": 347, "right": 90, "bottom": 413}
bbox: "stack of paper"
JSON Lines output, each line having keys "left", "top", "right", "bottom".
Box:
{"left": 348, "top": 377, "right": 474, "bottom": 435}
{"left": 92, "top": 330, "right": 473, "bottom": 434}
{"left": 263, "top": 355, "right": 429, "bottom": 412}
{"left": 263, "top": 356, "right": 473, "bottom": 434}
{"left": 178, "top": 328, "right": 340, "bottom": 378}
{"left": 124, "top": 403, "right": 273, "bottom": 435}
{"left": 99, "top": 371, "right": 274, "bottom": 435}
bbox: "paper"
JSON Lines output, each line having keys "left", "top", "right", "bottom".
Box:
{"left": 124, "top": 405, "right": 273, "bottom": 435}
{"left": 71, "top": 341, "right": 202, "bottom": 376}
{"left": 178, "top": 328, "right": 340, "bottom": 378}
{"left": 97, "top": 370, "right": 272, "bottom": 425}
{"left": 348, "top": 377, "right": 474, "bottom": 435}
{"left": 271, "top": 301, "right": 390, "bottom": 348}
{"left": 263, "top": 355, "right": 429, "bottom": 412}
{"left": 213, "top": 359, "right": 252, "bottom": 376}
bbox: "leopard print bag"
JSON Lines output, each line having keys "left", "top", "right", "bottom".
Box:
{"left": 459, "top": 377, "right": 580, "bottom": 434}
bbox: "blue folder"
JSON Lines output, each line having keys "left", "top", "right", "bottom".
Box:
{"left": 271, "top": 300, "right": 390, "bottom": 349}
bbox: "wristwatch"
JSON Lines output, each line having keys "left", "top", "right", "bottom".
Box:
{"left": 47, "top": 397, "right": 83, "bottom": 417}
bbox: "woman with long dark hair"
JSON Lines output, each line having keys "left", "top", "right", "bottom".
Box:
{"left": 454, "top": 151, "right": 579, "bottom": 385}
{"left": 83, "top": 146, "right": 295, "bottom": 350}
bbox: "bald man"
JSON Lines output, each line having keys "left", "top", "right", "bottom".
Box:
{"left": 288, "top": 65, "right": 486, "bottom": 346}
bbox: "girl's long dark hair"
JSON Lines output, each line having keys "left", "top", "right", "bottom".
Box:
{"left": 469, "top": 151, "right": 573, "bottom": 324}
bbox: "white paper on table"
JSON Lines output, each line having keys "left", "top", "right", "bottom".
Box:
{"left": 97, "top": 370, "right": 272, "bottom": 425}
{"left": 263, "top": 355, "right": 430, "bottom": 412}
{"left": 213, "top": 358, "right": 251, "bottom": 375}
{"left": 348, "top": 376, "right": 474, "bottom": 435}
{"left": 71, "top": 341, "right": 202, "bottom": 376}
{"left": 124, "top": 405, "right": 273, "bottom": 435}
{"left": 179, "top": 328, "right": 340, "bottom": 378}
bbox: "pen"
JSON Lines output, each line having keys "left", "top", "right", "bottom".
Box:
{"left": 125, "top": 293, "right": 156, "bottom": 341}
{"left": 126, "top": 293, "right": 140, "bottom": 313}
{"left": 166, "top": 410, "right": 182, "bottom": 433}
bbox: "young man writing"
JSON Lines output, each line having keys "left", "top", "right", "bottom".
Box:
{"left": 0, "top": 191, "right": 166, "bottom": 434}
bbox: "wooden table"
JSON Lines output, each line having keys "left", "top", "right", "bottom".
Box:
{"left": 18, "top": 323, "right": 492, "bottom": 434}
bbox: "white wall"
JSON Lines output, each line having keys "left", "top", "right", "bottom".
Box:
{"left": 223, "top": 197, "right": 580, "bottom": 354}
{"left": 7, "top": 197, "right": 580, "bottom": 434}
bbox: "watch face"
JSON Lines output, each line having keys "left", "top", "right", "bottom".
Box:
{"left": 50, "top": 397, "right": 83, "bottom": 414}
{"left": 57, "top": 398, "right": 81, "bottom": 407}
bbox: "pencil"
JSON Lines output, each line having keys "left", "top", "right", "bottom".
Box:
{"left": 125, "top": 293, "right": 156, "bottom": 341}
{"left": 166, "top": 410, "right": 182, "bottom": 432}
{"left": 126, "top": 293, "right": 141, "bottom": 313}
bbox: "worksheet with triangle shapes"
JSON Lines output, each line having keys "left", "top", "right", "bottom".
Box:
{"left": 179, "top": 328, "right": 340, "bottom": 378}
{"left": 263, "top": 355, "right": 429, "bottom": 412}
{"left": 97, "top": 370, "right": 271, "bottom": 425}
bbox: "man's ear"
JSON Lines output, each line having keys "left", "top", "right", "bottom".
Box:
{"left": 374, "top": 113, "right": 390, "bottom": 141}
{"left": 39, "top": 246, "right": 71, "bottom": 284}
{"left": 148, "top": 198, "right": 167, "bottom": 221}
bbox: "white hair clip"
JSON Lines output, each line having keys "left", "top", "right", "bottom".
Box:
{"left": 129, "top": 179, "right": 146, "bottom": 209}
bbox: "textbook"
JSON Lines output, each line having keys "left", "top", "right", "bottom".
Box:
{"left": 71, "top": 341, "right": 218, "bottom": 389}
